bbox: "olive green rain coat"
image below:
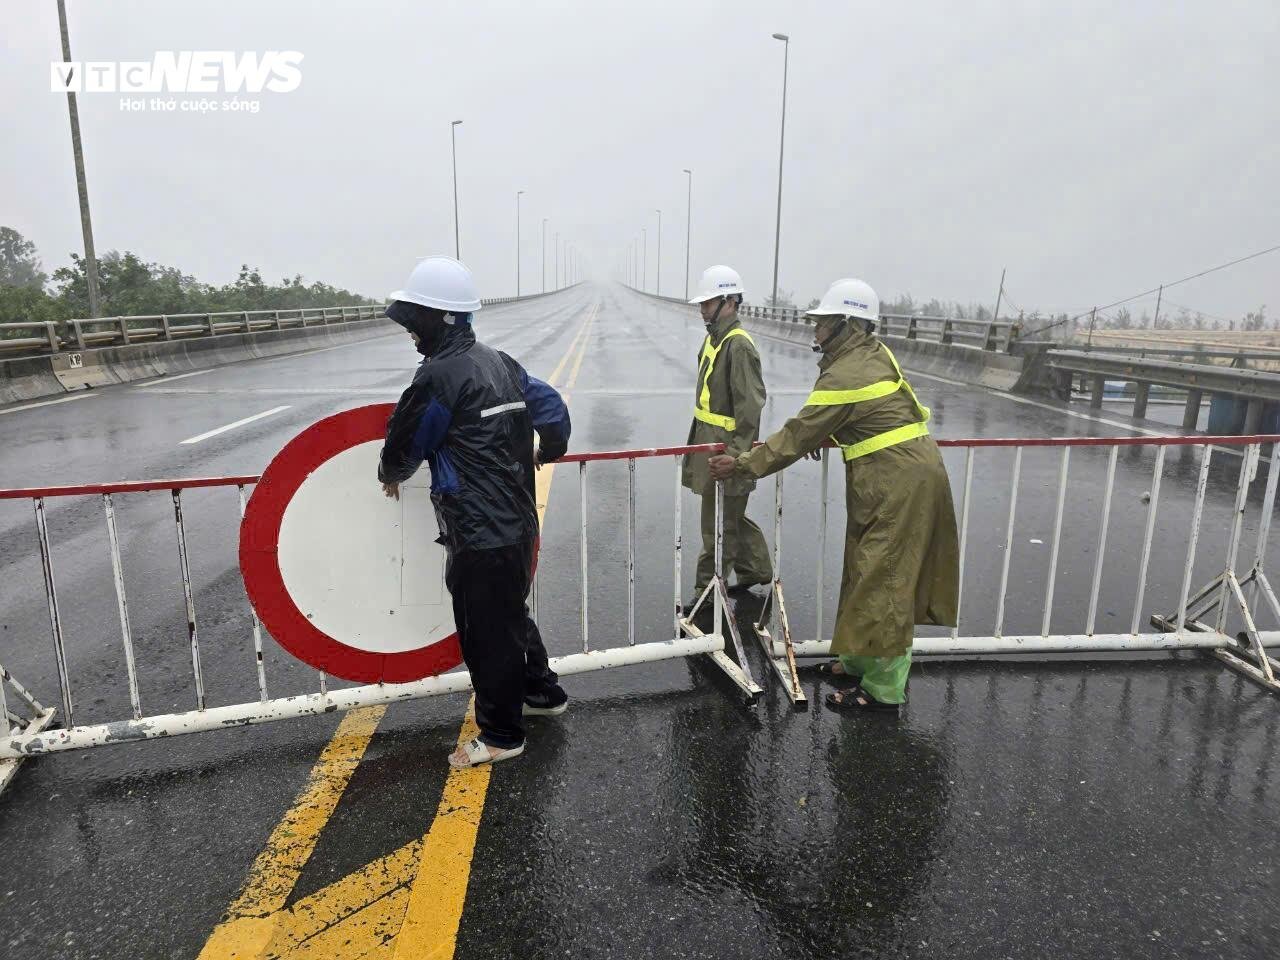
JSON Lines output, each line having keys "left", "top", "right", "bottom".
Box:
{"left": 681, "top": 314, "right": 766, "bottom": 496}
{"left": 736, "top": 323, "right": 960, "bottom": 658}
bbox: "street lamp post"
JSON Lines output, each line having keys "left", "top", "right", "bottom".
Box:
{"left": 450, "top": 120, "right": 462, "bottom": 259}
{"left": 642, "top": 227, "right": 648, "bottom": 292}
{"left": 542, "top": 218, "right": 548, "bottom": 293}
{"left": 682, "top": 169, "right": 692, "bottom": 301}
{"left": 654, "top": 209, "right": 662, "bottom": 297}
{"left": 770, "top": 32, "right": 790, "bottom": 308}
{"left": 56, "top": 0, "right": 102, "bottom": 317}
{"left": 516, "top": 190, "right": 525, "bottom": 296}
{"left": 555, "top": 232, "right": 560, "bottom": 290}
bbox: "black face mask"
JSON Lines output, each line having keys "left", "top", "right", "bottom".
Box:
{"left": 386, "top": 301, "right": 448, "bottom": 357}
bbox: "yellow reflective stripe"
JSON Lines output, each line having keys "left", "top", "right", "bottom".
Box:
{"left": 840, "top": 420, "right": 931, "bottom": 461}
{"left": 695, "top": 328, "right": 755, "bottom": 428}
{"left": 693, "top": 407, "right": 737, "bottom": 430}
{"left": 805, "top": 380, "right": 901, "bottom": 406}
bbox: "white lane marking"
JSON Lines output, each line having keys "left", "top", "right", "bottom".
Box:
{"left": 480, "top": 400, "right": 527, "bottom": 418}
{"left": 179, "top": 405, "right": 292, "bottom": 445}
{"left": 141, "top": 387, "right": 402, "bottom": 396}
{"left": 131, "top": 369, "right": 214, "bottom": 388}
{"left": 0, "top": 393, "right": 90, "bottom": 416}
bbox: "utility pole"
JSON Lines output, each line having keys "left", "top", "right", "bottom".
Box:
{"left": 654, "top": 209, "right": 662, "bottom": 297}
{"left": 555, "top": 232, "right": 560, "bottom": 289}
{"left": 988, "top": 267, "right": 1005, "bottom": 346}
{"left": 770, "top": 32, "right": 790, "bottom": 308}
{"left": 541, "top": 218, "right": 548, "bottom": 293}
{"left": 450, "top": 120, "right": 462, "bottom": 259}
{"left": 1152, "top": 284, "right": 1163, "bottom": 329}
{"left": 56, "top": 0, "right": 102, "bottom": 317}
{"left": 516, "top": 190, "right": 525, "bottom": 296}
{"left": 682, "top": 169, "right": 693, "bottom": 300}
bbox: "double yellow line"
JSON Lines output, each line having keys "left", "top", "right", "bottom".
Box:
{"left": 199, "top": 300, "right": 598, "bottom": 960}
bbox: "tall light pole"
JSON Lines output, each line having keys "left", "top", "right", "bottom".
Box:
{"left": 770, "top": 32, "right": 790, "bottom": 307}
{"left": 555, "top": 232, "right": 560, "bottom": 289}
{"left": 56, "top": 0, "right": 102, "bottom": 317}
{"left": 682, "top": 168, "right": 693, "bottom": 300}
{"left": 642, "top": 227, "right": 648, "bottom": 292}
{"left": 654, "top": 209, "right": 662, "bottom": 297}
{"left": 541, "top": 218, "right": 548, "bottom": 293}
{"left": 515, "top": 190, "right": 525, "bottom": 296}
{"left": 450, "top": 120, "right": 463, "bottom": 259}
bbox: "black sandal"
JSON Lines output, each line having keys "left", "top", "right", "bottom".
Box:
{"left": 816, "top": 660, "right": 861, "bottom": 685}
{"left": 824, "top": 685, "right": 900, "bottom": 714}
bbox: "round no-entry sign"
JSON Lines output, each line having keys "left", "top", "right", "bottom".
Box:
{"left": 239, "top": 404, "right": 462, "bottom": 683}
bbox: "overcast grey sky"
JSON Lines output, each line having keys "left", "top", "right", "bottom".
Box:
{"left": 3, "top": 1, "right": 1277, "bottom": 320}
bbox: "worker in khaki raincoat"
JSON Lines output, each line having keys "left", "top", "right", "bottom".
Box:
{"left": 709, "top": 278, "right": 959, "bottom": 713}
{"left": 681, "top": 265, "right": 772, "bottom": 610}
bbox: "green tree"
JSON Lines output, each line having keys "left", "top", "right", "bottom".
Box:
{"left": 0, "top": 227, "right": 49, "bottom": 289}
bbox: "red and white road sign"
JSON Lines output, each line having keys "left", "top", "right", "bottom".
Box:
{"left": 239, "top": 404, "right": 462, "bottom": 683}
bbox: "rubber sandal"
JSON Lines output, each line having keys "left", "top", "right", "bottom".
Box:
{"left": 448, "top": 738, "right": 525, "bottom": 768}
{"left": 816, "top": 660, "right": 861, "bottom": 685}
{"left": 824, "top": 685, "right": 900, "bottom": 714}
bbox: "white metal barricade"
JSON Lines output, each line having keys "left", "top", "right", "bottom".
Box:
{"left": 2, "top": 433, "right": 1278, "bottom": 795}
{"left": 0, "top": 443, "right": 751, "bottom": 785}
{"left": 751, "top": 433, "right": 1280, "bottom": 707}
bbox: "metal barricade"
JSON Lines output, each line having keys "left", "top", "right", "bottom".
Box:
{"left": 753, "top": 434, "right": 1280, "bottom": 707}
{"left": 0, "top": 444, "right": 749, "bottom": 779}
{"left": 1, "top": 434, "right": 1278, "bottom": 793}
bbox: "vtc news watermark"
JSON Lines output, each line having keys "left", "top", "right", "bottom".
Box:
{"left": 50, "top": 51, "right": 303, "bottom": 115}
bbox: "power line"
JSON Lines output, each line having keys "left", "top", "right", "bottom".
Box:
{"left": 1036, "top": 242, "right": 1280, "bottom": 336}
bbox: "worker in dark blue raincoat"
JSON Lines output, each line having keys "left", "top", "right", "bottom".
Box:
{"left": 378, "top": 256, "right": 571, "bottom": 768}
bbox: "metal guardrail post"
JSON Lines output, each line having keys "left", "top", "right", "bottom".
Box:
{"left": 161, "top": 315, "right": 172, "bottom": 340}
{"left": 941, "top": 318, "right": 954, "bottom": 344}
{"left": 241, "top": 311, "right": 251, "bottom": 333}
{"left": 906, "top": 316, "right": 918, "bottom": 340}
{"left": 42, "top": 322, "right": 60, "bottom": 353}
{"left": 205, "top": 313, "right": 216, "bottom": 335}
{"left": 71, "top": 320, "right": 86, "bottom": 350}
{"left": 118, "top": 317, "right": 131, "bottom": 345}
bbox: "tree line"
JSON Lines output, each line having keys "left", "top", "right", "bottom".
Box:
{"left": 0, "top": 226, "right": 375, "bottom": 328}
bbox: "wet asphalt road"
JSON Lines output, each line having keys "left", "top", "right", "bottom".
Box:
{"left": 0, "top": 283, "right": 1277, "bottom": 959}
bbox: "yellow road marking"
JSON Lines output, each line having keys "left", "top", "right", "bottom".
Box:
{"left": 198, "top": 297, "right": 597, "bottom": 960}
{"left": 198, "top": 707, "right": 387, "bottom": 958}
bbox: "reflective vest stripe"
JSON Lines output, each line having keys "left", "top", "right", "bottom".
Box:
{"left": 805, "top": 380, "right": 901, "bottom": 405}
{"left": 695, "top": 327, "right": 755, "bottom": 433}
{"left": 809, "top": 341, "right": 933, "bottom": 461}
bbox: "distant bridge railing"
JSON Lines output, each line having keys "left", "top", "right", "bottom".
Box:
{"left": 0, "top": 286, "right": 577, "bottom": 358}
{"left": 622, "top": 283, "right": 1021, "bottom": 352}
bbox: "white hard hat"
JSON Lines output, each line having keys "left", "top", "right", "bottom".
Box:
{"left": 388, "top": 256, "right": 483, "bottom": 313}
{"left": 688, "top": 265, "right": 745, "bottom": 304}
{"left": 806, "top": 278, "right": 879, "bottom": 323}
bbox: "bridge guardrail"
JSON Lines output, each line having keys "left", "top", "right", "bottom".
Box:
{"left": 0, "top": 286, "right": 579, "bottom": 358}
{"left": 623, "top": 283, "right": 1021, "bottom": 352}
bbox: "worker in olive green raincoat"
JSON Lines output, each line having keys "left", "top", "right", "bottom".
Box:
{"left": 681, "top": 265, "right": 773, "bottom": 608}
{"left": 709, "top": 278, "right": 959, "bottom": 713}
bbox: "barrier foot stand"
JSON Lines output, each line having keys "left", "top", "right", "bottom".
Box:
{"left": 680, "top": 580, "right": 763, "bottom": 703}
{"left": 1154, "top": 569, "right": 1280, "bottom": 695}
{"left": 752, "top": 580, "right": 806, "bottom": 709}
{"left": 0, "top": 660, "right": 56, "bottom": 797}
